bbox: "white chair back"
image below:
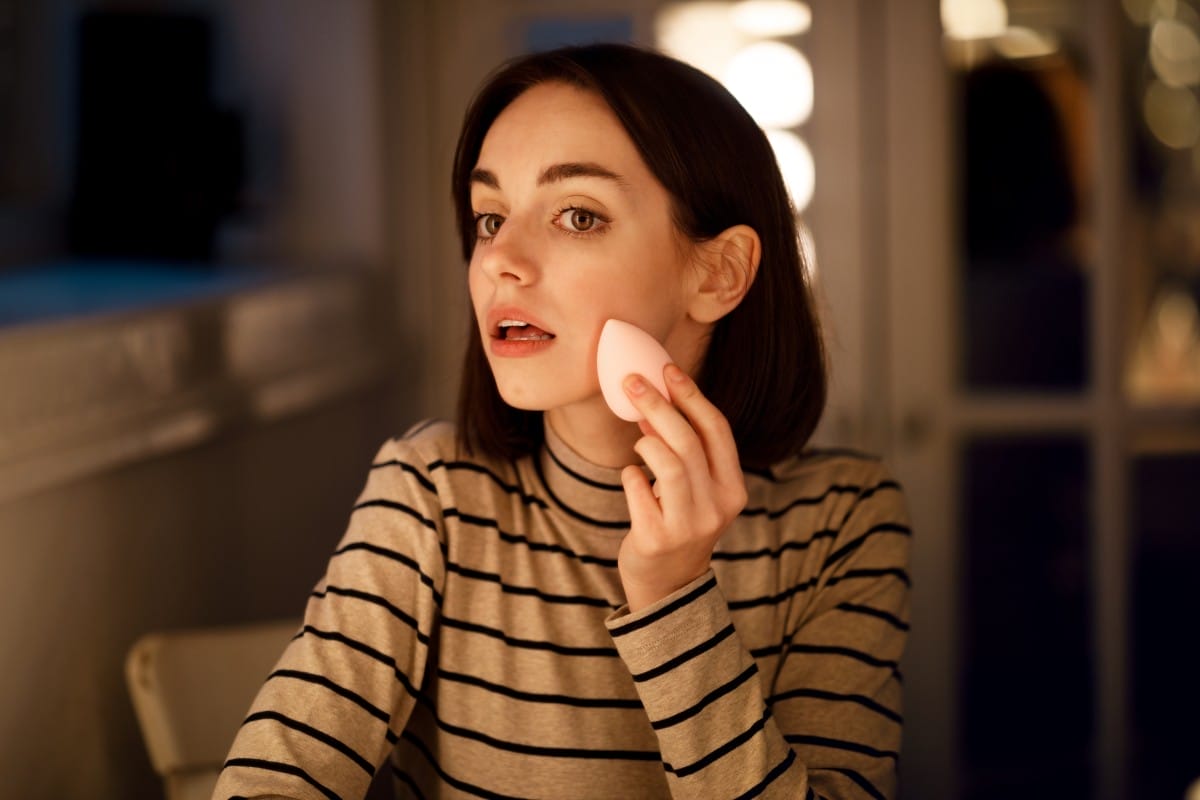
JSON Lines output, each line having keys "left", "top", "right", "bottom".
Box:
{"left": 125, "top": 619, "right": 299, "bottom": 800}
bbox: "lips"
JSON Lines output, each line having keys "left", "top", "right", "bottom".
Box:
{"left": 487, "top": 307, "right": 556, "bottom": 341}
{"left": 485, "top": 307, "right": 557, "bottom": 357}
{"left": 499, "top": 321, "right": 554, "bottom": 340}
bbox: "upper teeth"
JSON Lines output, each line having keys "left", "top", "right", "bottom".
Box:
{"left": 499, "top": 320, "right": 528, "bottom": 328}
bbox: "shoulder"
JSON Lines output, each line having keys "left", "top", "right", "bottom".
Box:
{"left": 742, "top": 446, "right": 910, "bottom": 549}
{"left": 361, "top": 419, "right": 451, "bottom": 486}
{"left": 390, "top": 418, "right": 460, "bottom": 461}
{"left": 747, "top": 446, "right": 901, "bottom": 503}
{"left": 375, "top": 418, "right": 524, "bottom": 499}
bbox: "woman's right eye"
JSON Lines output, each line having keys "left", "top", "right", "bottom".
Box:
{"left": 475, "top": 213, "right": 504, "bottom": 240}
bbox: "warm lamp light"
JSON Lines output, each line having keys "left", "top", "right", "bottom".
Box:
{"left": 1144, "top": 79, "right": 1200, "bottom": 148}
{"left": 994, "top": 26, "right": 1060, "bottom": 60}
{"left": 941, "top": 0, "right": 1008, "bottom": 40}
{"left": 655, "top": 2, "right": 744, "bottom": 80}
{"left": 730, "top": 0, "right": 812, "bottom": 37}
{"left": 766, "top": 130, "right": 815, "bottom": 212}
{"left": 1150, "top": 17, "right": 1200, "bottom": 87}
{"left": 723, "top": 41, "right": 813, "bottom": 128}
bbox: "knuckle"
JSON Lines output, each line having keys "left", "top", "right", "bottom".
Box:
{"left": 676, "top": 437, "right": 703, "bottom": 462}
{"left": 676, "top": 378, "right": 701, "bottom": 401}
{"left": 698, "top": 510, "right": 723, "bottom": 533}
{"left": 710, "top": 410, "right": 734, "bottom": 437}
{"left": 657, "top": 459, "right": 686, "bottom": 482}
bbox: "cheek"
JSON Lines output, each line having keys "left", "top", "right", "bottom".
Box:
{"left": 601, "top": 262, "right": 691, "bottom": 329}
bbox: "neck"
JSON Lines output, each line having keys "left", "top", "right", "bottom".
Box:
{"left": 546, "top": 398, "right": 642, "bottom": 468}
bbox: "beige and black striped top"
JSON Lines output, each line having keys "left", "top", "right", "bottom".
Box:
{"left": 214, "top": 418, "right": 911, "bottom": 800}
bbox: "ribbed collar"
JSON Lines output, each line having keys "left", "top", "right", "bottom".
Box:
{"left": 537, "top": 418, "right": 632, "bottom": 531}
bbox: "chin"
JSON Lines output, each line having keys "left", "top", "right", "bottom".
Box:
{"left": 492, "top": 375, "right": 594, "bottom": 413}
{"left": 497, "top": 394, "right": 551, "bottom": 412}
{"left": 492, "top": 381, "right": 555, "bottom": 411}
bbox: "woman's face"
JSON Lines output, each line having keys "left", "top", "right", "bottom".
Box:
{"left": 468, "top": 81, "right": 706, "bottom": 414}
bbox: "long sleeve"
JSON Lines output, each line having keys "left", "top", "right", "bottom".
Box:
{"left": 607, "top": 573, "right": 799, "bottom": 798}
{"left": 606, "top": 462, "right": 911, "bottom": 799}
{"left": 213, "top": 434, "right": 448, "bottom": 800}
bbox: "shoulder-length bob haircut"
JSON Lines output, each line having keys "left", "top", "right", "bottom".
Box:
{"left": 451, "top": 43, "right": 826, "bottom": 470}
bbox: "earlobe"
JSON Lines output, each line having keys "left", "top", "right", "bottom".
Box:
{"left": 688, "top": 224, "right": 761, "bottom": 324}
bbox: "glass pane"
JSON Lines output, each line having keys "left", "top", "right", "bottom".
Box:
{"left": 960, "top": 436, "right": 1092, "bottom": 799}
{"left": 1121, "top": 8, "right": 1200, "bottom": 406}
{"left": 948, "top": 26, "right": 1092, "bottom": 391}
{"left": 1131, "top": 453, "right": 1200, "bottom": 798}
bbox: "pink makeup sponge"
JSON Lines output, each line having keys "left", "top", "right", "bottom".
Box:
{"left": 597, "top": 319, "right": 674, "bottom": 422}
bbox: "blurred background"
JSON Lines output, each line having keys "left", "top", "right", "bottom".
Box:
{"left": 0, "top": 0, "right": 1197, "bottom": 798}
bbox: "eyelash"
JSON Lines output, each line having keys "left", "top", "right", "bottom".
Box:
{"left": 472, "top": 205, "right": 611, "bottom": 245}
{"left": 555, "top": 205, "right": 611, "bottom": 239}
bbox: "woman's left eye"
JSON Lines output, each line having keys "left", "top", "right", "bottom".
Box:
{"left": 556, "top": 207, "right": 608, "bottom": 235}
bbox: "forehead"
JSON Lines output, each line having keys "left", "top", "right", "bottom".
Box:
{"left": 475, "top": 82, "right": 651, "bottom": 182}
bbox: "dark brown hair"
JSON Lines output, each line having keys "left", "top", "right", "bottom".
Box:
{"left": 451, "top": 43, "right": 826, "bottom": 470}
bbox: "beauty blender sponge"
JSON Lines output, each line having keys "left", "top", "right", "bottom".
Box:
{"left": 597, "top": 319, "right": 674, "bottom": 422}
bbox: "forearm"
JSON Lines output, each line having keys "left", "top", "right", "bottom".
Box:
{"left": 607, "top": 573, "right": 811, "bottom": 798}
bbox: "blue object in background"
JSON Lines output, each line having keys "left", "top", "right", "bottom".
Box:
{"left": 521, "top": 16, "right": 634, "bottom": 53}
{"left": 0, "top": 261, "right": 269, "bottom": 328}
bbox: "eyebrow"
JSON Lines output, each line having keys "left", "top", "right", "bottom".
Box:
{"left": 469, "top": 162, "right": 630, "bottom": 191}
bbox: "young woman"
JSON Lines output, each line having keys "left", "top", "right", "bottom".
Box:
{"left": 215, "top": 43, "right": 910, "bottom": 800}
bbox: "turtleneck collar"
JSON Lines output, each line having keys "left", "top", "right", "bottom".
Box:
{"left": 537, "top": 417, "right": 633, "bottom": 531}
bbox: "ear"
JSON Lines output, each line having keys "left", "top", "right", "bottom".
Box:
{"left": 687, "top": 224, "right": 761, "bottom": 324}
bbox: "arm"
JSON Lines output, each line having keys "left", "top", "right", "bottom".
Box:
{"left": 213, "top": 433, "right": 447, "bottom": 800}
{"left": 612, "top": 366, "right": 910, "bottom": 798}
{"left": 608, "top": 478, "right": 910, "bottom": 799}
{"left": 769, "top": 476, "right": 909, "bottom": 798}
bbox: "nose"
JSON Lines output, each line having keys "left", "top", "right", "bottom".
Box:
{"left": 476, "top": 222, "right": 540, "bottom": 285}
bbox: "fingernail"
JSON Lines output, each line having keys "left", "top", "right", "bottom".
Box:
{"left": 665, "top": 363, "right": 688, "bottom": 383}
{"left": 624, "top": 375, "right": 646, "bottom": 395}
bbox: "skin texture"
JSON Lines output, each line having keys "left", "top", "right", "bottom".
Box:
{"left": 468, "top": 81, "right": 760, "bottom": 611}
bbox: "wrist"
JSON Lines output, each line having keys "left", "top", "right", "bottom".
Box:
{"left": 621, "top": 568, "right": 708, "bottom": 614}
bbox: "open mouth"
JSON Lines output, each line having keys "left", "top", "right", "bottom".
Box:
{"left": 497, "top": 320, "right": 555, "bottom": 341}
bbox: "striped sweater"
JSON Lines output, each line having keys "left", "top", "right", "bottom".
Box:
{"left": 214, "top": 418, "right": 911, "bottom": 800}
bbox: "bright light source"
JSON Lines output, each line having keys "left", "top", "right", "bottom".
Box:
{"left": 1123, "top": 0, "right": 1158, "bottom": 25}
{"left": 723, "top": 42, "right": 813, "bottom": 128}
{"left": 941, "top": 0, "right": 1008, "bottom": 40}
{"left": 1129, "top": 285, "right": 1200, "bottom": 403}
{"left": 766, "top": 130, "right": 815, "bottom": 211}
{"left": 656, "top": 2, "right": 744, "bottom": 81}
{"left": 1144, "top": 79, "right": 1200, "bottom": 148}
{"left": 1164, "top": 0, "right": 1182, "bottom": 16}
{"left": 1125, "top": 0, "right": 1181, "bottom": 25}
{"left": 993, "top": 26, "right": 1060, "bottom": 59}
{"left": 1150, "top": 18, "right": 1200, "bottom": 86}
{"left": 730, "top": 0, "right": 812, "bottom": 37}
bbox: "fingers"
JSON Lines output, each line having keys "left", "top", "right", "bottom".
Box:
{"left": 633, "top": 432, "right": 695, "bottom": 526}
{"left": 622, "top": 366, "right": 744, "bottom": 497}
{"left": 660, "top": 364, "right": 744, "bottom": 491}
{"left": 623, "top": 373, "right": 708, "bottom": 505}
{"left": 618, "top": 367, "right": 744, "bottom": 612}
